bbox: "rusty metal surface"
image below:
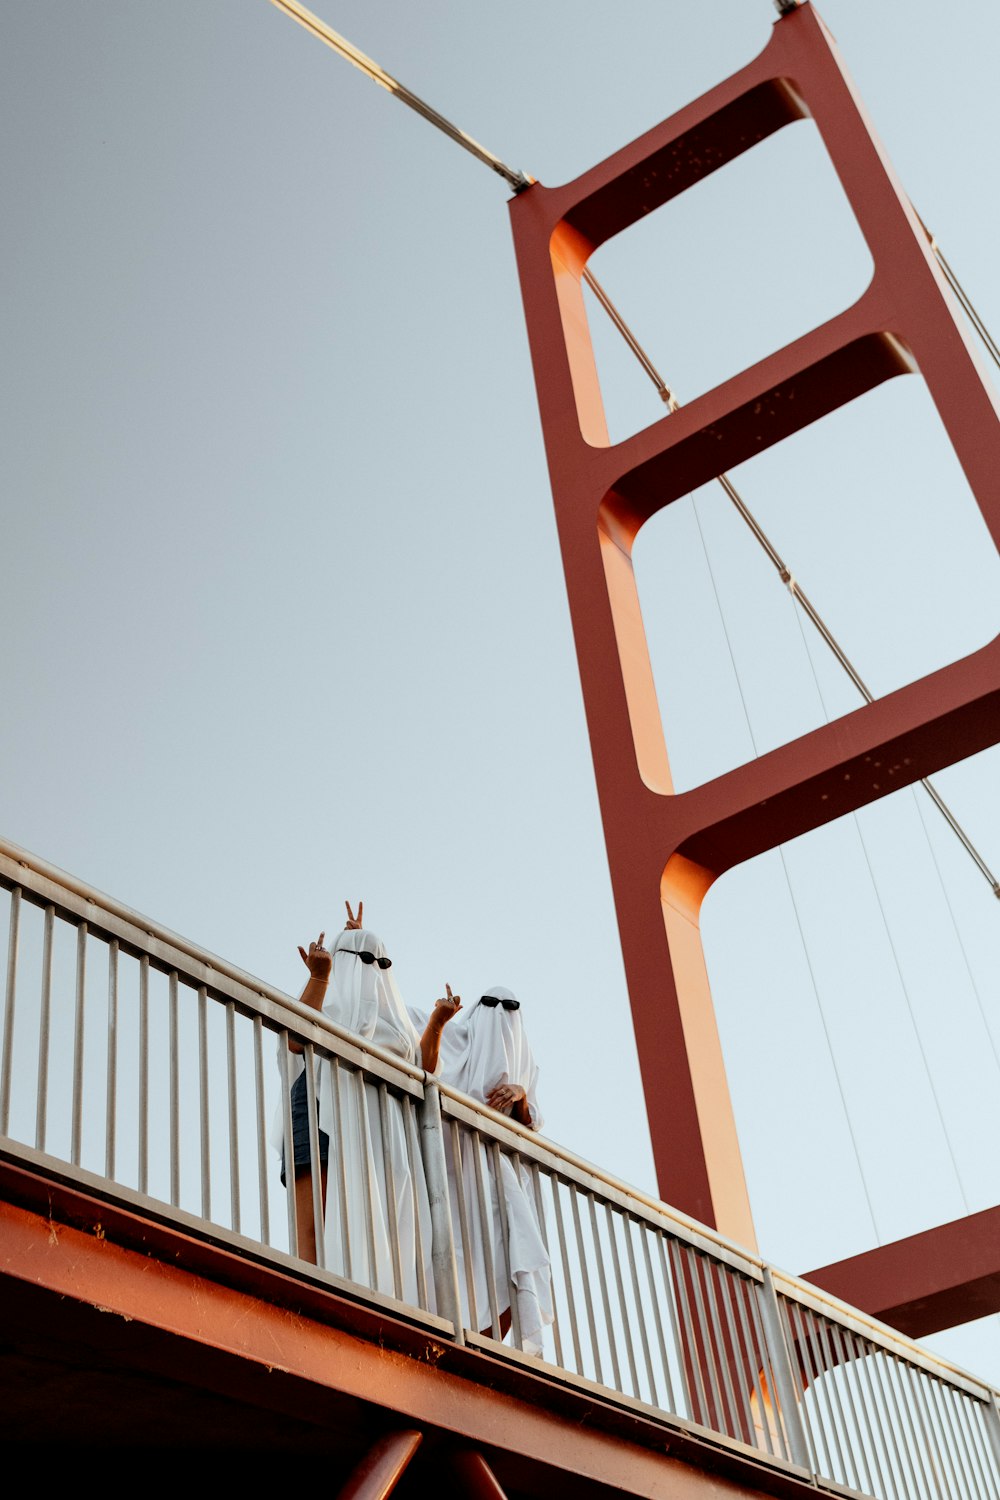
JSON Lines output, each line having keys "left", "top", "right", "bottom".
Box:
{"left": 0, "top": 1156, "right": 834, "bottom": 1498}
{"left": 507, "top": 0, "right": 1000, "bottom": 1277}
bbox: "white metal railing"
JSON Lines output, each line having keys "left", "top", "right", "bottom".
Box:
{"left": 2, "top": 834, "right": 999, "bottom": 1498}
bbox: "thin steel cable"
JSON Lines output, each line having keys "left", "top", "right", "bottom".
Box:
{"left": 689, "top": 493, "right": 882, "bottom": 1241}
{"left": 912, "top": 790, "right": 1000, "bottom": 1078}
{"left": 791, "top": 585, "right": 974, "bottom": 1215}
{"left": 689, "top": 497, "right": 760, "bottom": 752}
{"left": 267, "top": 0, "right": 530, "bottom": 192}
{"left": 920, "top": 222, "right": 1000, "bottom": 373}
{"left": 664, "top": 283, "right": 986, "bottom": 1231}
{"left": 581, "top": 269, "right": 1000, "bottom": 896}
{"left": 858, "top": 841, "right": 973, "bottom": 1213}
{"left": 583, "top": 269, "right": 678, "bottom": 408}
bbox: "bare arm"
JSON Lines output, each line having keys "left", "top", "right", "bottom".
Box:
{"left": 288, "top": 903, "right": 363, "bottom": 1053}
{"left": 289, "top": 933, "right": 332, "bottom": 1054}
{"left": 420, "top": 984, "right": 462, "bottom": 1072}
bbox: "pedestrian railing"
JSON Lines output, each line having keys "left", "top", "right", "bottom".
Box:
{"left": 2, "top": 834, "right": 999, "bottom": 1498}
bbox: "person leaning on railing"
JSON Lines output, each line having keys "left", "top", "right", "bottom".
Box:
{"left": 411, "top": 984, "right": 554, "bottom": 1352}
{"left": 281, "top": 901, "right": 461, "bottom": 1284}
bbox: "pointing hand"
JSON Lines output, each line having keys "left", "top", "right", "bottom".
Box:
{"left": 297, "top": 932, "right": 332, "bottom": 981}
{"left": 435, "top": 983, "right": 462, "bottom": 1021}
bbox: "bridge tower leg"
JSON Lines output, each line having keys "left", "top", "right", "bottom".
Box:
{"left": 508, "top": 0, "right": 1000, "bottom": 1321}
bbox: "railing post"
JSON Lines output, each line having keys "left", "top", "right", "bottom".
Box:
{"left": 0, "top": 886, "right": 20, "bottom": 1136}
{"left": 757, "top": 1269, "right": 813, "bottom": 1473}
{"left": 983, "top": 1391, "right": 1000, "bottom": 1480}
{"left": 280, "top": 1039, "right": 299, "bottom": 1259}
{"left": 419, "top": 1081, "right": 464, "bottom": 1344}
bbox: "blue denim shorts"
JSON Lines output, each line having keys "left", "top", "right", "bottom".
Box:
{"left": 280, "top": 1069, "right": 330, "bottom": 1187}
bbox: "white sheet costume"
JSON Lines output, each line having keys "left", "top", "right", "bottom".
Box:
{"left": 412, "top": 985, "right": 553, "bottom": 1355}
{"left": 278, "top": 928, "right": 433, "bottom": 1306}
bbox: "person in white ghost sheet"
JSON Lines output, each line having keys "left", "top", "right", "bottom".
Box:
{"left": 279, "top": 901, "right": 460, "bottom": 1298}
{"left": 410, "top": 984, "right": 553, "bottom": 1352}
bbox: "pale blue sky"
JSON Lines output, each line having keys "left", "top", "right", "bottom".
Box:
{"left": 3, "top": 0, "right": 1000, "bottom": 1377}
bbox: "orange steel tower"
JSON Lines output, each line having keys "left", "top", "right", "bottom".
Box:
{"left": 508, "top": 1, "right": 1000, "bottom": 1327}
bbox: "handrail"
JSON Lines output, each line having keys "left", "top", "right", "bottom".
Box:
{"left": 0, "top": 834, "right": 425, "bottom": 1085}
{"left": 439, "top": 1088, "right": 763, "bottom": 1278}
{"left": 440, "top": 1086, "right": 997, "bottom": 1397}
{"left": 768, "top": 1265, "right": 994, "bottom": 1401}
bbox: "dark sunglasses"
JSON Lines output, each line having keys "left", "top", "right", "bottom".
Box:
{"left": 345, "top": 950, "right": 392, "bottom": 969}
{"left": 478, "top": 994, "right": 520, "bottom": 1011}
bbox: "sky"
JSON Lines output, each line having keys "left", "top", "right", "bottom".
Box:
{"left": 3, "top": 0, "right": 1000, "bottom": 1381}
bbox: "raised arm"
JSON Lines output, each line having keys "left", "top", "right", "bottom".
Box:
{"left": 289, "top": 933, "right": 332, "bottom": 1053}
{"left": 420, "top": 983, "right": 462, "bottom": 1073}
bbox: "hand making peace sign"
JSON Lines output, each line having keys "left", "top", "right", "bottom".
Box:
{"left": 344, "top": 900, "right": 363, "bottom": 930}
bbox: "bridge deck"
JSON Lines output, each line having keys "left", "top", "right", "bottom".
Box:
{"left": 3, "top": 1155, "right": 816, "bottom": 1496}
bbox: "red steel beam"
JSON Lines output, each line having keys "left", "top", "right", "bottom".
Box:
{"left": 450, "top": 1451, "right": 510, "bottom": 1499}
{"left": 804, "top": 1204, "right": 1000, "bottom": 1339}
{"left": 0, "top": 1160, "right": 816, "bottom": 1498}
{"left": 339, "top": 1430, "right": 423, "bottom": 1499}
{"left": 508, "top": 0, "right": 1000, "bottom": 1311}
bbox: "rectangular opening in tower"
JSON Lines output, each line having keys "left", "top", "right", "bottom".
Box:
{"left": 701, "top": 741, "right": 1000, "bottom": 1288}
{"left": 630, "top": 375, "right": 1000, "bottom": 793}
{"left": 581, "top": 118, "right": 874, "bottom": 446}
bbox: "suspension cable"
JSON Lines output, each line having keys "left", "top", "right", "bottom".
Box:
{"left": 268, "top": 1, "right": 1000, "bottom": 386}
{"left": 583, "top": 269, "right": 679, "bottom": 409}
{"left": 689, "top": 493, "right": 883, "bottom": 1240}
{"left": 933, "top": 242, "right": 1000, "bottom": 370}
{"left": 792, "top": 577, "right": 975, "bottom": 1216}
{"left": 699, "top": 413, "right": 980, "bottom": 1237}
{"left": 267, "top": 0, "right": 530, "bottom": 192}
{"left": 581, "top": 269, "right": 1000, "bottom": 897}
{"left": 915, "top": 214, "right": 1000, "bottom": 374}
{"left": 267, "top": 0, "right": 999, "bottom": 892}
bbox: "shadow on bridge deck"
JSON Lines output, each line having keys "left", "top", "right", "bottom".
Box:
{"left": 0, "top": 1152, "right": 822, "bottom": 1498}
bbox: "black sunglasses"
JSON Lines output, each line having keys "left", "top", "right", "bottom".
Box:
{"left": 345, "top": 949, "right": 392, "bottom": 970}
{"left": 478, "top": 994, "right": 520, "bottom": 1011}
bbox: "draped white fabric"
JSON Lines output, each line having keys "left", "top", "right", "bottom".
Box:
{"left": 446, "top": 986, "right": 543, "bottom": 1131}
{"left": 412, "top": 986, "right": 553, "bottom": 1353}
{"left": 322, "top": 927, "right": 422, "bottom": 1058}
{"left": 277, "top": 928, "right": 432, "bottom": 1306}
